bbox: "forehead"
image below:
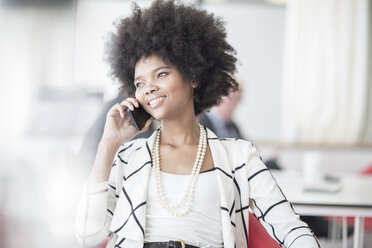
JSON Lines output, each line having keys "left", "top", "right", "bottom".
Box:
{"left": 134, "top": 55, "right": 168, "bottom": 77}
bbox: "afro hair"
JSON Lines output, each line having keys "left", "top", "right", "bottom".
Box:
{"left": 105, "top": 0, "right": 238, "bottom": 115}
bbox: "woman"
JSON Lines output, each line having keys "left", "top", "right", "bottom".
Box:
{"left": 76, "top": 1, "right": 321, "bottom": 247}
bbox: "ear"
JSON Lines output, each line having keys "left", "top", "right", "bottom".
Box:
{"left": 191, "top": 82, "right": 197, "bottom": 89}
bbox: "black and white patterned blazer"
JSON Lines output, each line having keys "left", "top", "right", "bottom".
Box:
{"left": 76, "top": 128, "right": 320, "bottom": 248}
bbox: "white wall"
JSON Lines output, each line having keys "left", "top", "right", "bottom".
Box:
{"left": 202, "top": 3, "right": 285, "bottom": 143}
{"left": 74, "top": 0, "right": 153, "bottom": 100}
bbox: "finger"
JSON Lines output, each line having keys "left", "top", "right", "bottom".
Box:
{"left": 140, "top": 118, "right": 153, "bottom": 132}
{"left": 144, "top": 118, "right": 153, "bottom": 128}
{"left": 113, "top": 103, "right": 125, "bottom": 118}
{"left": 126, "top": 97, "right": 139, "bottom": 108}
{"left": 120, "top": 100, "right": 135, "bottom": 111}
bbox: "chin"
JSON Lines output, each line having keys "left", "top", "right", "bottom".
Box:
{"left": 149, "top": 111, "right": 166, "bottom": 121}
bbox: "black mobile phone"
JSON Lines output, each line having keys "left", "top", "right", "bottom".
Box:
{"left": 126, "top": 104, "right": 152, "bottom": 131}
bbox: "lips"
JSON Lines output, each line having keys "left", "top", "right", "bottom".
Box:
{"left": 148, "top": 96, "right": 166, "bottom": 108}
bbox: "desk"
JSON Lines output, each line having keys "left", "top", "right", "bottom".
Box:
{"left": 272, "top": 170, "right": 372, "bottom": 248}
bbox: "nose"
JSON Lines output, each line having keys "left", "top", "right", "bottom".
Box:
{"left": 145, "top": 82, "right": 158, "bottom": 95}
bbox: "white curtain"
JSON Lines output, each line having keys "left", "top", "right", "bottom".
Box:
{"left": 281, "top": 0, "right": 370, "bottom": 145}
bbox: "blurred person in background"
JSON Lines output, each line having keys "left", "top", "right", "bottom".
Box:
{"left": 198, "top": 82, "right": 283, "bottom": 172}
{"left": 198, "top": 81, "right": 243, "bottom": 140}
{"left": 75, "top": 1, "right": 321, "bottom": 247}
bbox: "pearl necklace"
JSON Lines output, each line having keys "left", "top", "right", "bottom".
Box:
{"left": 152, "top": 123, "right": 207, "bottom": 216}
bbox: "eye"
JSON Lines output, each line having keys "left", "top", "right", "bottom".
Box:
{"left": 157, "top": 72, "right": 168, "bottom": 78}
{"left": 135, "top": 82, "right": 144, "bottom": 88}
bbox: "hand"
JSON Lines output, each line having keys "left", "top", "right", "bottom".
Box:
{"left": 100, "top": 97, "right": 152, "bottom": 147}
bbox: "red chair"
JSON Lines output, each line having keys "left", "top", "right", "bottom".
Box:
{"left": 248, "top": 212, "right": 281, "bottom": 248}
{"left": 343, "top": 164, "right": 372, "bottom": 229}
{"left": 362, "top": 164, "right": 372, "bottom": 174}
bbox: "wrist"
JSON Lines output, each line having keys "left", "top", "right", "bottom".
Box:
{"left": 88, "top": 139, "right": 121, "bottom": 184}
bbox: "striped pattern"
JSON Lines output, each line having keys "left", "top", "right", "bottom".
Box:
{"left": 76, "top": 128, "right": 321, "bottom": 248}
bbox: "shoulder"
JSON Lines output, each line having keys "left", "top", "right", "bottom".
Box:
{"left": 210, "top": 137, "right": 256, "bottom": 153}
{"left": 209, "top": 137, "right": 261, "bottom": 171}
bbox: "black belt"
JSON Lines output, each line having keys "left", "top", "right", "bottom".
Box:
{"left": 144, "top": 240, "right": 199, "bottom": 248}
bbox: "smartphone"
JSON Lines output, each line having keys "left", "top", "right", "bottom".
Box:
{"left": 126, "top": 104, "right": 152, "bottom": 131}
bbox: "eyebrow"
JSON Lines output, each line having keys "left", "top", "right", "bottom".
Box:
{"left": 134, "top": 66, "right": 171, "bottom": 81}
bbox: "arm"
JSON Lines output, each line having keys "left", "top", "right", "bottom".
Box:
{"left": 247, "top": 143, "right": 321, "bottom": 248}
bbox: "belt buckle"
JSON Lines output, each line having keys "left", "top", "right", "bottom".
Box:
{"left": 175, "top": 240, "right": 185, "bottom": 248}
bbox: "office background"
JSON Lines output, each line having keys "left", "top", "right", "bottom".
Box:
{"left": 0, "top": 0, "right": 371, "bottom": 247}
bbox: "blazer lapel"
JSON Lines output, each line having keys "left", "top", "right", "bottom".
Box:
{"left": 206, "top": 128, "right": 236, "bottom": 248}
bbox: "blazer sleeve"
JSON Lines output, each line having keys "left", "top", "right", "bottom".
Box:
{"left": 246, "top": 142, "right": 321, "bottom": 248}
{"left": 75, "top": 142, "right": 130, "bottom": 247}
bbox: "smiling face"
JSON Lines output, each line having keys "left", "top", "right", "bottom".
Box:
{"left": 134, "top": 55, "right": 196, "bottom": 121}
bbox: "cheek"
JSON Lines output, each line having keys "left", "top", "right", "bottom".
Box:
{"left": 135, "top": 88, "right": 142, "bottom": 99}
{"left": 134, "top": 90, "right": 144, "bottom": 104}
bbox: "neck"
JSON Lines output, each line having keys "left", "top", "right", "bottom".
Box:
{"left": 160, "top": 116, "right": 200, "bottom": 147}
{"left": 215, "top": 106, "right": 232, "bottom": 122}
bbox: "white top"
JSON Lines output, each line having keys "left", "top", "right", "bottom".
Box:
{"left": 145, "top": 169, "right": 224, "bottom": 248}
